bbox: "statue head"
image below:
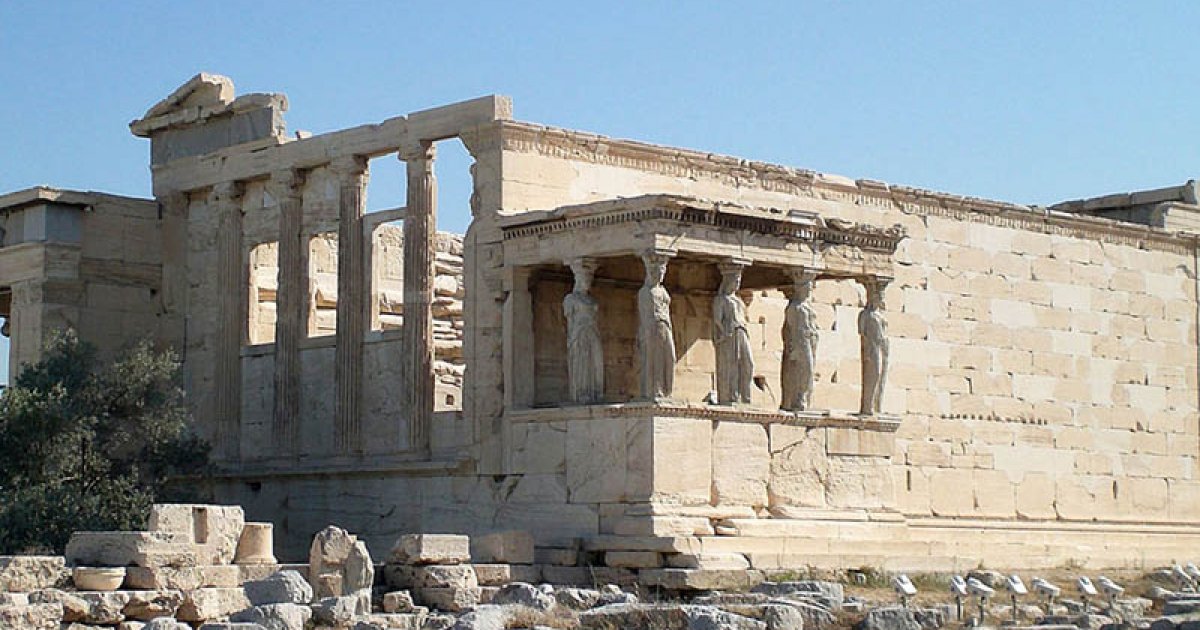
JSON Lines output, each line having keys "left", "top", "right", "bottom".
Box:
{"left": 568, "top": 258, "right": 596, "bottom": 293}
{"left": 718, "top": 262, "right": 746, "bottom": 295}
{"left": 642, "top": 252, "right": 669, "bottom": 286}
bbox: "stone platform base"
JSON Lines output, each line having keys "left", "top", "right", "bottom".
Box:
{"left": 585, "top": 512, "right": 1200, "bottom": 574}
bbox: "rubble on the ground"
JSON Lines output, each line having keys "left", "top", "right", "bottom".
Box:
{"left": 7, "top": 504, "right": 1200, "bottom": 629}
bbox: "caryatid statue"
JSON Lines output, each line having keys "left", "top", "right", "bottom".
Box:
{"left": 713, "top": 261, "right": 755, "bottom": 405}
{"left": 563, "top": 258, "right": 604, "bottom": 404}
{"left": 781, "top": 269, "right": 818, "bottom": 412}
{"left": 858, "top": 277, "right": 891, "bottom": 415}
{"left": 638, "top": 251, "right": 676, "bottom": 401}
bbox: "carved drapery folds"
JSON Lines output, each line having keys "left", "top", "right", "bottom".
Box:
{"left": 713, "top": 260, "right": 754, "bottom": 405}
{"left": 638, "top": 250, "right": 676, "bottom": 401}
{"left": 781, "top": 268, "right": 819, "bottom": 412}
{"left": 563, "top": 258, "right": 604, "bottom": 404}
{"left": 211, "top": 180, "right": 244, "bottom": 460}
{"left": 402, "top": 142, "right": 437, "bottom": 452}
{"left": 858, "top": 276, "right": 891, "bottom": 416}
{"left": 269, "top": 169, "right": 305, "bottom": 455}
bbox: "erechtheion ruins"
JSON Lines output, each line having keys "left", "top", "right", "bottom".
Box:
{"left": 4, "top": 72, "right": 1200, "bottom": 573}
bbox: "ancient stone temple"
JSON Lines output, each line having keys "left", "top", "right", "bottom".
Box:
{"left": 5, "top": 72, "right": 1200, "bottom": 571}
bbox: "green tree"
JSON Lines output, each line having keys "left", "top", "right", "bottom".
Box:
{"left": 0, "top": 331, "right": 210, "bottom": 553}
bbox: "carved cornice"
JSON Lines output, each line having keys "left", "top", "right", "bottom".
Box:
{"left": 507, "top": 402, "right": 902, "bottom": 432}
{"left": 497, "top": 121, "right": 1200, "bottom": 254}
{"left": 500, "top": 195, "right": 906, "bottom": 254}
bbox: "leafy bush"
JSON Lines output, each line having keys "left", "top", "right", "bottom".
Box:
{"left": 0, "top": 331, "right": 210, "bottom": 553}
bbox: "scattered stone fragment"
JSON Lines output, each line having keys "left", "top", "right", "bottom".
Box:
{"left": 176, "top": 587, "right": 252, "bottom": 622}
{"left": 390, "top": 534, "right": 471, "bottom": 566}
{"left": 122, "top": 589, "right": 184, "bottom": 621}
{"left": 855, "top": 606, "right": 919, "bottom": 630}
{"left": 490, "top": 582, "right": 555, "bottom": 611}
{"left": 0, "top": 556, "right": 66, "bottom": 592}
{"left": 244, "top": 570, "right": 313, "bottom": 606}
{"left": 383, "top": 589, "right": 417, "bottom": 613}
{"left": 579, "top": 603, "right": 766, "bottom": 629}
{"left": 231, "top": 602, "right": 313, "bottom": 630}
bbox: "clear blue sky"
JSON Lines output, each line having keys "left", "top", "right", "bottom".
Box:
{"left": 2, "top": 2, "right": 1199, "bottom": 384}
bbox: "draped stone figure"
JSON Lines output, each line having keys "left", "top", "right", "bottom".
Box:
{"left": 638, "top": 252, "right": 675, "bottom": 400}
{"left": 781, "top": 270, "right": 818, "bottom": 411}
{"left": 713, "top": 262, "right": 754, "bottom": 405}
{"left": 858, "top": 279, "right": 890, "bottom": 415}
{"left": 563, "top": 258, "right": 604, "bottom": 403}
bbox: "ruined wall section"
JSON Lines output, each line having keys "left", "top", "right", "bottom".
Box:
{"left": 493, "top": 121, "right": 1200, "bottom": 526}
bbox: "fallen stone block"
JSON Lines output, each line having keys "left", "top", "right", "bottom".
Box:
{"left": 231, "top": 602, "right": 313, "bottom": 630}
{"left": 32, "top": 588, "right": 132, "bottom": 624}
{"left": 1166, "top": 600, "right": 1200, "bottom": 616}
{"left": 473, "top": 563, "right": 541, "bottom": 586}
{"left": 414, "top": 565, "right": 479, "bottom": 590}
{"left": 310, "top": 525, "right": 374, "bottom": 599}
{"left": 0, "top": 602, "right": 62, "bottom": 629}
{"left": 65, "top": 532, "right": 197, "bottom": 568}
{"left": 855, "top": 606, "right": 919, "bottom": 630}
{"left": 0, "top": 555, "right": 66, "bottom": 592}
{"left": 149, "top": 504, "right": 246, "bottom": 565}
{"left": 197, "top": 624, "right": 268, "bottom": 630}
{"left": 122, "top": 589, "right": 184, "bottom": 621}
{"left": 578, "top": 603, "right": 766, "bottom": 629}
{"left": 0, "top": 592, "right": 27, "bottom": 606}
{"left": 389, "top": 534, "right": 471, "bottom": 566}
{"left": 313, "top": 592, "right": 370, "bottom": 625}
{"left": 119, "top": 621, "right": 147, "bottom": 630}
{"left": 176, "top": 587, "right": 252, "bottom": 622}
{"left": 244, "top": 570, "right": 313, "bottom": 606}
{"left": 752, "top": 581, "right": 845, "bottom": 609}
{"left": 360, "top": 612, "right": 430, "bottom": 630}
{"left": 417, "top": 585, "right": 481, "bottom": 612}
{"left": 470, "top": 531, "right": 534, "bottom": 565}
{"left": 147, "top": 619, "right": 193, "bottom": 630}
{"left": 640, "top": 568, "right": 765, "bottom": 591}
{"left": 490, "top": 582, "right": 555, "bottom": 611}
{"left": 556, "top": 587, "right": 602, "bottom": 610}
{"left": 383, "top": 590, "right": 417, "bottom": 613}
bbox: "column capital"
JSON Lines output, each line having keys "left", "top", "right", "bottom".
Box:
{"left": 328, "top": 155, "right": 368, "bottom": 179}
{"left": 268, "top": 168, "right": 306, "bottom": 193}
{"left": 787, "top": 267, "right": 820, "bottom": 284}
{"left": 641, "top": 248, "right": 677, "bottom": 263}
{"left": 399, "top": 139, "right": 436, "bottom": 163}
{"left": 717, "top": 258, "right": 751, "bottom": 274}
{"left": 565, "top": 257, "right": 600, "bottom": 273}
{"left": 209, "top": 181, "right": 243, "bottom": 205}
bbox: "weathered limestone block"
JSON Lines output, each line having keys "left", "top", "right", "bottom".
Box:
{"left": 388, "top": 534, "right": 470, "bottom": 566}
{"left": 123, "top": 564, "right": 240, "bottom": 590}
{"left": 578, "top": 603, "right": 766, "bottom": 629}
{"left": 712, "top": 422, "right": 769, "bottom": 508}
{"left": 29, "top": 588, "right": 89, "bottom": 622}
{"left": 122, "top": 590, "right": 184, "bottom": 621}
{"left": 231, "top": 602, "right": 313, "bottom": 630}
{"left": 312, "top": 593, "right": 370, "bottom": 625}
{"left": 244, "top": 570, "right": 313, "bottom": 606}
{"left": 472, "top": 564, "right": 541, "bottom": 586}
{"left": 0, "top": 602, "right": 61, "bottom": 629}
{"left": 149, "top": 504, "right": 246, "bottom": 565}
{"left": 38, "top": 589, "right": 131, "bottom": 624}
{"left": 666, "top": 553, "right": 751, "bottom": 570}
{"left": 0, "top": 555, "right": 66, "bottom": 592}
{"left": 416, "top": 585, "right": 481, "bottom": 612}
{"left": 768, "top": 425, "right": 829, "bottom": 508}
{"left": 176, "top": 587, "right": 252, "bottom": 622}
{"left": 470, "top": 531, "right": 534, "bottom": 565}
{"left": 640, "top": 568, "right": 765, "bottom": 591}
{"left": 605, "top": 551, "right": 662, "bottom": 569}
{"left": 412, "top": 565, "right": 479, "bottom": 590}
{"left": 382, "top": 590, "right": 417, "bottom": 613}
{"left": 65, "top": 532, "right": 197, "bottom": 568}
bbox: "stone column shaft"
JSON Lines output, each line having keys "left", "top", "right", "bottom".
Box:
{"left": 402, "top": 142, "right": 437, "bottom": 453}
{"left": 332, "top": 157, "right": 369, "bottom": 454}
{"left": 270, "top": 170, "right": 305, "bottom": 455}
{"left": 212, "top": 181, "right": 244, "bottom": 461}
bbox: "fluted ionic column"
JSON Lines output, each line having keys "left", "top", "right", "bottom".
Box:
{"left": 269, "top": 169, "right": 305, "bottom": 455}
{"left": 401, "top": 141, "right": 437, "bottom": 453}
{"left": 331, "top": 156, "right": 369, "bottom": 454}
{"left": 212, "top": 181, "right": 244, "bottom": 461}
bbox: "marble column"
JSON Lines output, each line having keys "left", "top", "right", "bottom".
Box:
{"left": 401, "top": 142, "right": 437, "bottom": 453}
{"left": 212, "top": 181, "right": 244, "bottom": 461}
{"left": 858, "top": 276, "right": 891, "bottom": 416}
{"left": 781, "top": 268, "right": 819, "bottom": 412}
{"left": 331, "top": 156, "right": 369, "bottom": 454}
{"left": 638, "top": 250, "right": 676, "bottom": 401}
{"left": 158, "top": 191, "right": 190, "bottom": 350}
{"left": 269, "top": 169, "right": 305, "bottom": 455}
